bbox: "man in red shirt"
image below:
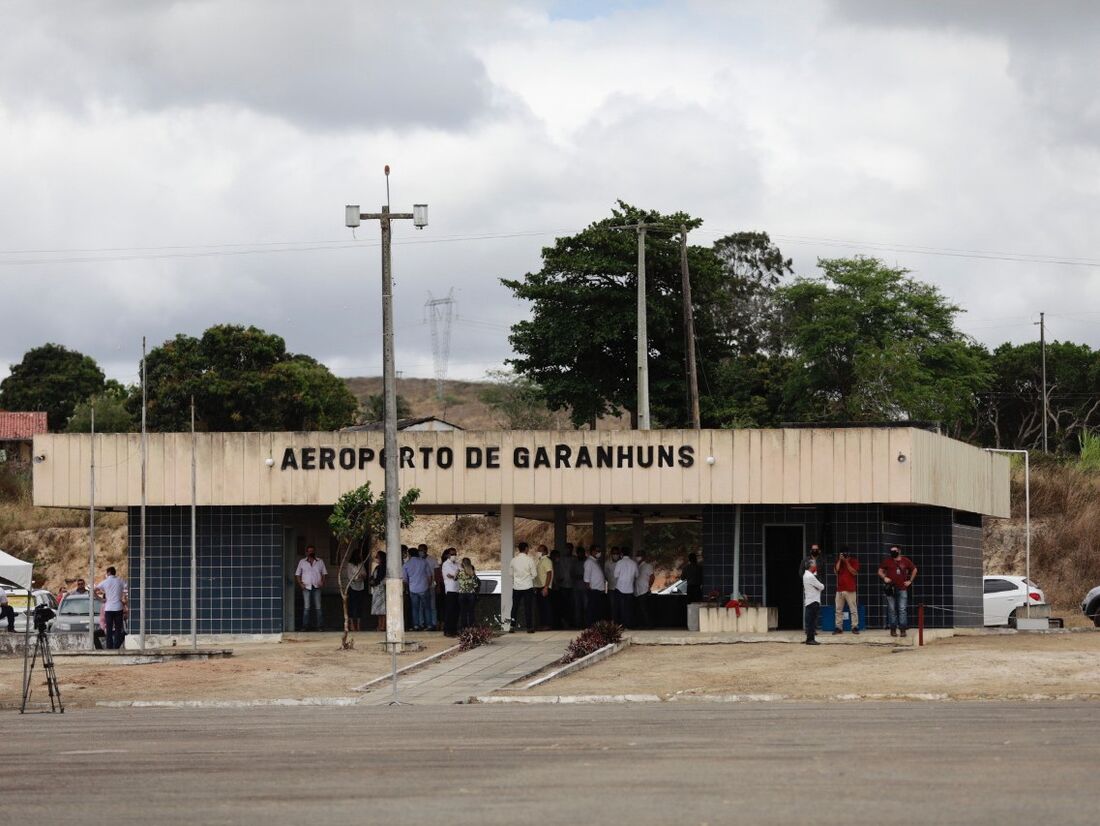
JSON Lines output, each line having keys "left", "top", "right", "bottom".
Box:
{"left": 832, "top": 546, "right": 860, "bottom": 635}
{"left": 878, "top": 545, "right": 918, "bottom": 637}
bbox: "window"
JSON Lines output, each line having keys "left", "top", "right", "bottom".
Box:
{"left": 984, "top": 578, "right": 1017, "bottom": 594}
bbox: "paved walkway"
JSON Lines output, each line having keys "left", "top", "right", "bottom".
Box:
{"left": 358, "top": 631, "right": 572, "bottom": 705}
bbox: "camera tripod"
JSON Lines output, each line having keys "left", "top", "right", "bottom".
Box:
{"left": 21, "top": 627, "right": 63, "bottom": 714}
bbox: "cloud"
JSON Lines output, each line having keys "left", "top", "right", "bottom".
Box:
{"left": 0, "top": 0, "right": 502, "bottom": 131}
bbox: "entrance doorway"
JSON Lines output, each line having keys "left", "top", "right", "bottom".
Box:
{"left": 764, "top": 524, "right": 806, "bottom": 630}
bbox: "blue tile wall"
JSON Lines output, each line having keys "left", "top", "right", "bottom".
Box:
{"left": 128, "top": 506, "right": 283, "bottom": 634}
{"left": 702, "top": 504, "right": 983, "bottom": 629}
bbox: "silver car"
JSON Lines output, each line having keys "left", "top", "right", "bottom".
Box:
{"left": 54, "top": 593, "right": 106, "bottom": 635}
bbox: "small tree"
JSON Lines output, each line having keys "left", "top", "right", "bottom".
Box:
{"left": 328, "top": 483, "right": 420, "bottom": 649}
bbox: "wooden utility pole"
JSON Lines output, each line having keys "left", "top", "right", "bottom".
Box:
{"left": 680, "top": 224, "right": 701, "bottom": 429}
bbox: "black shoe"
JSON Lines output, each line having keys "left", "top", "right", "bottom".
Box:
{"left": 890, "top": 627, "right": 897, "bottom": 637}
{"left": 806, "top": 640, "right": 821, "bottom": 645}
{"left": 900, "top": 628, "right": 907, "bottom": 637}
{"left": 832, "top": 630, "right": 842, "bottom": 635}
{"left": 508, "top": 628, "right": 515, "bottom": 633}
{"left": 851, "top": 629, "right": 860, "bottom": 635}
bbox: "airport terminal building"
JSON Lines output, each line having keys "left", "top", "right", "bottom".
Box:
{"left": 32, "top": 425, "right": 1010, "bottom": 636}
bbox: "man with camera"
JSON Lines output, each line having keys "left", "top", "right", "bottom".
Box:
{"left": 95, "top": 566, "right": 128, "bottom": 649}
{"left": 0, "top": 589, "right": 15, "bottom": 632}
{"left": 833, "top": 546, "right": 860, "bottom": 635}
{"left": 878, "top": 545, "right": 917, "bottom": 637}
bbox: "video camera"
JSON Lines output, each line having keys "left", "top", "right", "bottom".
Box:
{"left": 33, "top": 603, "right": 56, "bottom": 632}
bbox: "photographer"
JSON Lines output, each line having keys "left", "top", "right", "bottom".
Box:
{"left": 833, "top": 546, "right": 860, "bottom": 635}
{"left": 878, "top": 545, "right": 917, "bottom": 638}
{"left": 1, "top": 589, "right": 15, "bottom": 632}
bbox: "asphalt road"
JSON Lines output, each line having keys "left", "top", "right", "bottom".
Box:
{"left": 5, "top": 702, "right": 1097, "bottom": 825}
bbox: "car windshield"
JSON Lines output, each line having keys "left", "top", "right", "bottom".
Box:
{"left": 59, "top": 596, "right": 104, "bottom": 615}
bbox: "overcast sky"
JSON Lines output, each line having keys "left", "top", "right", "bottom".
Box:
{"left": 2, "top": 0, "right": 1099, "bottom": 387}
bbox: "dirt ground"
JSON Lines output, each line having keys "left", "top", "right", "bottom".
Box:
{"left": 0, "top": 633, "right": 452, "bottom": 709}
{"left": 514, "top": 631, "right": 1100, "bottom": 700}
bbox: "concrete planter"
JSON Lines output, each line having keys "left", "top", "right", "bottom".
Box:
{"left": 697, "top": 605, "right": 778, "bottom": 633}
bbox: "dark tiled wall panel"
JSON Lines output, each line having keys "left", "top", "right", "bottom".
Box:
{"left": 128, "top": 506, "right": 283, "bottom": 634}
{"left": 702, "top": 504, "right": 979, "bottom": 629}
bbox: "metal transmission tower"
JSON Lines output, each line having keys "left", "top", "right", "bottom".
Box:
{"left": 425, "top": 290, "right": 456, "bottom": 401}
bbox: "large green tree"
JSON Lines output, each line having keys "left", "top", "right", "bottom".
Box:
{"left": 66, "top": 381, "right": 136, "bottom": 433}
{"left": 502, "top": 202, "right": 745, "bottom": 428}
{"left": 775, "top": 257, "right": 990, "bottom": 425}
{"left": 138, "top": 324, "right": 358, "bottom": 431}
{"left": 975, "top": 341, "right": 1100, "bottom": 450}
{"left": 0, "top": 343, "right": 106, "bottom": 430}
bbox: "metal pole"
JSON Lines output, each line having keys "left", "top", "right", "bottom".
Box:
{"left": 1039, "top": 312, "right": 1048, "bottom": 453}
{"left": 1024, "top": 450, "right": 1031, "bottom": 618}
{"left": 380, "top": 204, "right": 405, "bottom": 649}
{"left": 636, "top": 225, "right": 650, "bottom": 430}
{"left": 88, "top": 405, "right": 96, "bottom": 651}
{"left": 985, "top": 448, "right": 1031, "bottom": 619}
{"left": 190, "top": 396, "right": 197, "bottom": 650}
{"left": 139, "top": 336, "right": 147, "bottom": 650}
{"left": 680, "top": 224, "right": 701, "bottom": 429}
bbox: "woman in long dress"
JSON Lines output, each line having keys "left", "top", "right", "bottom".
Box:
{"left": 370, "top": 550, "right": 387, "bottom": 632}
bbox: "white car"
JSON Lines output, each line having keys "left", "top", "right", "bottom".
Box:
{"left": 655, "top": 579, "right": 687, "bottom": 596}
{"left": 983, "top": 575, "right": 1046, "bottom": 626}
{"left": 477, "top": 570, "right": 501, "bottom": 595}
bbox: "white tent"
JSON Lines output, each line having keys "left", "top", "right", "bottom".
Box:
{"left": 0, "top": 549, "right": 33, "bottom": 590}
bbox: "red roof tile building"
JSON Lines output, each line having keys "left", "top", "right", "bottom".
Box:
{"left": 0, "top": 411, "right": 48, "bottom": 464}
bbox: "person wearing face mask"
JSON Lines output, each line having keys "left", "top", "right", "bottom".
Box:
{"left": 878, "top": 545, "right": 917, "bottom": 637}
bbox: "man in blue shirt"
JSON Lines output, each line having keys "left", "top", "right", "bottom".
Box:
{"left": 402, "top": 548, "right": 434, "bottom": 631}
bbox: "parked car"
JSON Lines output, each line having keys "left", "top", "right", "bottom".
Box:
{"left": 655, "top": 578, "right": 687, "bottom": 596}
{"left": 1, "top": 588, "right": 58, "bottom": 633}
{"left": 1080, "top": 586, "right": 1100, "bottom": 627}
{"left": 477, "top": 570, "right": 501, "bottom": 595}
{"left": 983, "top": 575, "right": 1046, "bottom": 626}
{"left": 53, "top": 593, "right": 106, "bottom": 643}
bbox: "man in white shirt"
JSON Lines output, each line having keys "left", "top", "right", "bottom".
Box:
{"left": 803, "top": 561, "right": 825, "bottom": 645}
{"left": 612, "top": 549, "right": 639, "bottom": 628}
{"left": 95, "top": 566, "right": 128, "bottom": 649}
{"left": 509, "top": 542, "right": 539, "bottom": 633}
{"left": 634, "top": 552, "right": 656, "bottom": 629}
{"left": 441, "top": 548, "right": 461, "bottom": 637}
{"left": 295, "top": 545, "right": 328, "bottom": 631}
{"left": 583, "top": 546, "right": 607, "bottom": 626}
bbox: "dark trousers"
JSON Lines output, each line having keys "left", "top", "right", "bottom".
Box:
{"left": 458, "top": 593, "right": 476, "bottom": 631}
{"left": 105, "top": 610, "right": 125, "bottom": 649}
{"left": 0, "top": 604, "right": 14, "bottom": 631}
{"left": 443, "top": 592, "right": 460, "bottom": 636}
{"left": 511, "top": 588, "right": 535, "bottom": 631}
{"left": 572, "top": 588, "right": 586, "bottom": 628}
{"left": 804, "top": 602, "right": 820, "bottom": 643}
{"left": 635, "top": 593, "right": 653, "bottom": 629}
{"left": 611, "top": 591, "right": 634, "bottom": 628}
{"left": 585, "top": 590, "right": 607, "bottom": 626}
{"left": 553, "top": 588, "right": 573, "bottom": 629}
{"left": 536, "top": 588, "right": 553, "bottom": 629}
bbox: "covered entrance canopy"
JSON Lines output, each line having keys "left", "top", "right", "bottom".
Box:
{"left": 30, "top": 426, "right": 1010, "bottom": 636}
{"left": 0, "top": 549, "right": 33, "bottom": 589}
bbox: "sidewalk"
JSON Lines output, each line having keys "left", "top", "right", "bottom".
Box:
{"left": 357, "top": 631, "right": 571, "bottom": 705}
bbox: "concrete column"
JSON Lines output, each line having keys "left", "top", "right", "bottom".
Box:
{"left": 592, "top": 509, "right": 606, "bottom": 551}
{"left": 553, "top": 507, "right": 568, "bottom": 553}
{"left": 632, "top": 515, "right": 645, "bottom": 553}
{"left": 500, "top": 504, "right": 514, "bottom": 629}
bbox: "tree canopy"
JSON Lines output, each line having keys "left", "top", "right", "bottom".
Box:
{"left": 0, "top": 343, "right": 106, "bottom": 430}
{"left": 66, "top": 381, "right": 135, "bottom": 433}
{"left": 138, "top": 324, "right": 358, "bottom": 431}
{"left": 502, "top": 202, "right": 786, "bottom": 428}
{"left": 774, "top": 257, "right": 990, "bottom": 425}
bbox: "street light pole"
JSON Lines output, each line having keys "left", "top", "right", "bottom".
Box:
{"left": 346, "top": 168, "right": 428, "bottom": 651}
{"left": 985, "top": 448, "right": 1031, "bottom": 618}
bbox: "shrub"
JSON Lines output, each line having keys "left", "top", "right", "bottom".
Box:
{"left": 560, "top": 620, "right": 623, "bottom": 664}
{"left": 458, "top": 624, "right": 497, "bottom": 651}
